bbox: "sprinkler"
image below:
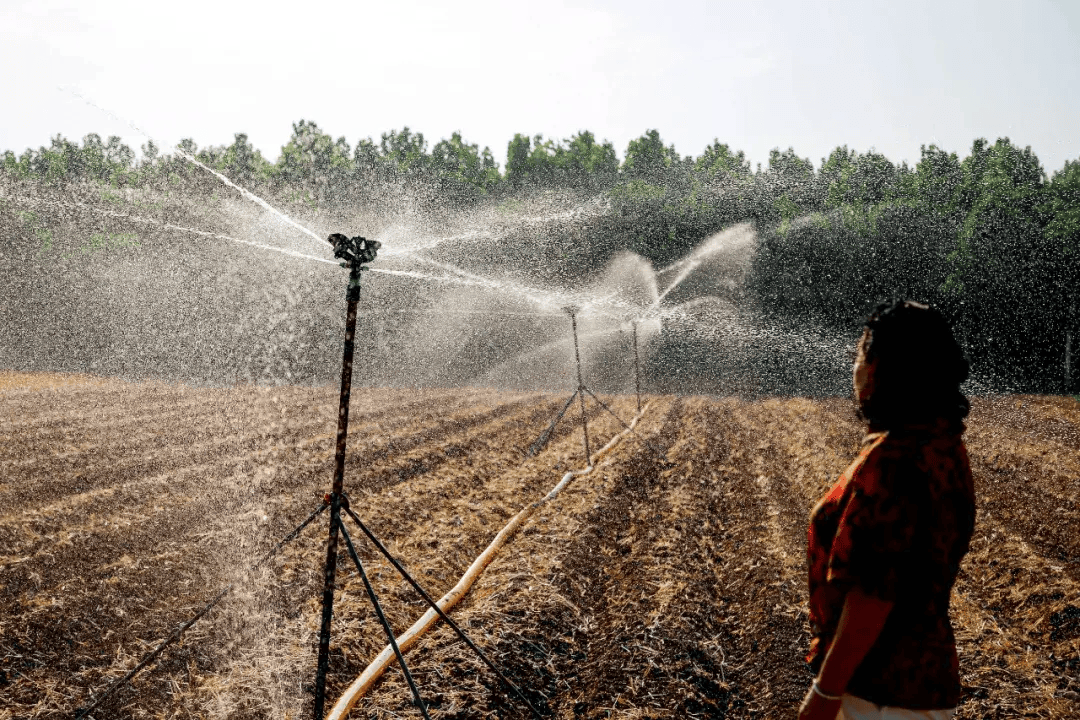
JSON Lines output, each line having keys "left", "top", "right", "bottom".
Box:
{"left": 311, "top": 233, "right": 546, "bottom": 719}
{"left": 527, "top": 310, "right": 663, "bottom": 467}
{"left": 632, "top": 320, "right": 642, "bottom": 413}
{"left": 70, "top": 230, "right": 576, "bottom": 719}
{"left": 314, "top": 233, "right": 382, "bottom": 719}
{"left": 565, "top": 306, "right": 592, "bottom": 465}
{"left": 331, "top": 233, "right": 380, "bottom": 272}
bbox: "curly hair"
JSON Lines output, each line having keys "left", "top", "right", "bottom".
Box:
{"left": 857, "top": 300, "right": 970, "bottom": 428}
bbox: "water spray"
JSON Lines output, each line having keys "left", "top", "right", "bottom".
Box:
{"left": 63, "top": 86, "right": 328, "bottom": 251}
{"left": 73, "top": 501, "right": 331, "bottom": 720}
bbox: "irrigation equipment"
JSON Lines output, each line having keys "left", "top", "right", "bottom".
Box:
{"left": 60, "top": 227, "right": 654, "bottom": 719}
{"left": 527, "top": 309, "right": 655, "bottom": 462}
{"left": 328, "top": 402, "right": 652, "bottom": 720}
{"left": 340, "top": 502, "right": 544, "bottom": 718}
{"left": 312, "top": 233, "right": 551, "bottom": 720}
{"left": 313, "top": 233, "right": 380, "bottom": 718}
{"left": 338, "top": 515, "right": 431, "bottom": 720}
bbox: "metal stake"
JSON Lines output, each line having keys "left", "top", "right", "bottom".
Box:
{"left": 567, "top": 308, "right": 591, "bottom": 466}
{"left": 313, "top": 273, "right": 359, "bottom": 719}
{"left": 314, "top": 234, "right": 379, "bottom": 720}
{"left": 632, "top": 320, "right": 642, "bottom": 413}
{"left": 341, "top": 504, "right": 545, "bottom": 718}
{"left": 526, "top": 391, "right": 579, "bottom": 457}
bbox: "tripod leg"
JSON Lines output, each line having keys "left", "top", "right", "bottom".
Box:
{"left": 339, "top": 523, "right": 431, "bottom": 719}
{"left": 527, "top": 391, "right": 578, "bottom": 456}
{"left": 342, "top": 505, "right": 545, "bottom": 719}
{"left": 582, "top": 386, "right": 667, "bottom": 462}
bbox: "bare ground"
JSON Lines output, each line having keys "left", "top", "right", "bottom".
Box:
{"left": 1, "top": 372, "right": 1078, "bottom": 719}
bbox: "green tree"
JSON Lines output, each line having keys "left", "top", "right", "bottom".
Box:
{"left": 820, "top": 147, "right": 898, "bottom": 208}
{"left": 558, "top": 130, "right": 619, "bottom": 189}
{"left": 177, "top": 138, "right": 199, "bottom": 156}
{"left": 750, "top": 147, "right": 817, "bottom": 223}
{"left": 505, "top": 133, "right": 562, "bottom": 186}
{"left": 622, "top": 129, "right": 680, "bottom": 181}
{"left": 219, "top": 133, "right": 271, "bottom": 186}
{"left": 104, "top": 135, "right": 135, "bottom": 170}
{"left": 1044, "top": 159, "right": 1080, "bottom": 391}
{"left": 141, "top": 139, "right": 159, "bottom": 165}
{"left": 503, "top": 131, "right": 617, "bottom": 190}
{"left": 505, "top": 133, "right": 532, "bottom": 188}
{"left": 946, "top": 138, "right": 1051, "bottom": 385}
{"left": 378, "top": 127, "right": 429, "bottom": 176}
{"left": 275, "top": 120, "right": 353, "bottom": 203}
{"left": 353, "top": 138, "right": 381, "bottom": 173}
{"left": 431, "top": 131, "right": 500, "bottom": 194}
{"left": 694, "top": 140, "right": 750, "bottom": 179}
{"left": 909, "top": 145, "right": 963, "bottom": 217}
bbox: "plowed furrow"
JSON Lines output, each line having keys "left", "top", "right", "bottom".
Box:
{"left": 2, "top": 393, "right": 546, "bottom": 598}
{"left": 5, "top": 379, "right": 1079, "bottom": 720}
{"left": 0, "top": 389, "right": 529, "bottom": 525}
{"left": 2, "top": 389, "right": 541, "bottom": 718}
{"left": 343, "top": 396, "right": 663, "bottom": 718}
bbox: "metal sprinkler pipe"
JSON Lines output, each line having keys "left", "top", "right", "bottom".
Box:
{"left": 565, "top": 307, "right": 591, "bottom": 466}
{"left": 582, "top": 386, "right": 669, "bottom": 464}
{"left": 527, "top": 391, "right": 578, "bottom": 457}
{"left": 632, "top": 320, "right": 642, "bottom": 413}
{"left": 313, "top": 233, "right": 380, "bottom": 720}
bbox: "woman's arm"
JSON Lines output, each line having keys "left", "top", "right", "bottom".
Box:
{"left": 798, "top": 587, "right": 894, "bottom": 719}
{"left": 819, "top": 586, "right": 894, "bottom": 693}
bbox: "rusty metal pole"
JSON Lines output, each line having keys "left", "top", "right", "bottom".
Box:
{"left": 632, "top": 320, "right": 642, "bottom": 414}
{"left": 313, "top": 268, "right": 360, "bottom": 719}
{"left": 569, "top": 309, "right": 591, "bottom": 466}
{"left": 313, "top": 234, "right": 378, "bottom": 720}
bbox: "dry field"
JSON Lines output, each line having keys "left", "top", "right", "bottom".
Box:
{"left": 1, "top": 371, "right": 1079, "bottom": 719}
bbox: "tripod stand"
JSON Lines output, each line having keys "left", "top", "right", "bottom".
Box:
{"left": 313, "top": 234, "right": 541, "bottom": 720}
{"left": 527, "top": 307, "right": 647, "bottom": 461}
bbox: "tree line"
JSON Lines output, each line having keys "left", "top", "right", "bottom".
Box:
{"left": 3, "top": 123, "right": 1078, "bottom": 393}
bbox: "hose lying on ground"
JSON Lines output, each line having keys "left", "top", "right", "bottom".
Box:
{"left": 327, "top": 401, "right": 652, "bottom": 720}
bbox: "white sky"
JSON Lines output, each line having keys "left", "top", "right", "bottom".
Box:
{"left": 3, "top": 0, "right": 1078, "bottom": 174}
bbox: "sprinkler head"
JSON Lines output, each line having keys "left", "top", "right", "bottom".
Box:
{"left": 329, "top": 233, "right": 380, "bottom": 270}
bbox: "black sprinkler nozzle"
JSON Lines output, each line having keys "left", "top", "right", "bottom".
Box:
{"left": 329, "top": 233, "right": 380, "bottom": 270}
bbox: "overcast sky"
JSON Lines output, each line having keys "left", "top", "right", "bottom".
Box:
{"left": 3, "top": 0, "right": 1078, "bottom": 174}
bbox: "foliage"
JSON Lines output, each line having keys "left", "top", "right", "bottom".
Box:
{"left": 274, "top": 120, "right": 352, "bottom": 204}
{"left": 695, "top": 141, "right": 750, "bottom": 179}
{"left": 431, "top": 131, "right": 500, "bottom": 194}
{"left": 749, "top": 137, "right": 1074, "bottom": 391}
{"left": 2, "top": 122, "right": 1079, "bottom": 391}
{"left": 505, "top": 131, "right": 618, "bottom": 190}
{"left": 1045, "top": 160, "right": 1080, "bottom": 261}
{"left": 622, "top": 129, "right": 683, "bottom": 183}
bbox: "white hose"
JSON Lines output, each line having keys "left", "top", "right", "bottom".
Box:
{"left": 326, "top": 402, "right": 652, "bottom": 720}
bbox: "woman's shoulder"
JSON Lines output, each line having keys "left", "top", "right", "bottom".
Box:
{"left": 856, "top": 423, "right": 972, "bottom": 498}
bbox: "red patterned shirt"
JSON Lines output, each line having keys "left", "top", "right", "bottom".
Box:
{"left": 806, "top": 420, "right": 975, "bottom": 709}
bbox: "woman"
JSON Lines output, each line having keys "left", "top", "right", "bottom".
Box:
{"left": 798, "top": 300, "right": 976, "bottom": 720}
